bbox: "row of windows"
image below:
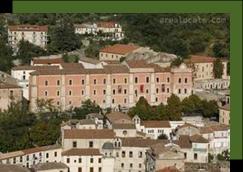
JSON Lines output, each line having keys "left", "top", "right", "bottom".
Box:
{"left": 147, "top": 129, "right": 164, "bottom": 134}
{"left": 120, "top": 162, "right": 143, "bottom": 169}
{"left": 178, "top": 88, "right": 188, "bottom": 94}
{"left": 120, "top": 151, "right": 143, "bottom": 158}
{"left": 66, "top": 157, "right": 102, "bottom": 164}
{"left": 77, "top": 167, "right": 102, "bottom": 172}
{"left": 43, "top": 76, "right": 178, "bottom": 86}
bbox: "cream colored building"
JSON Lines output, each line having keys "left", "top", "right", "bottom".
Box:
{"left": 99, "top": 44, "right": 140, "bottom": 61}
{"left": 219, "top": 104, "right": 230, "bottom": 125}
{"left": 8, "top": 25, "right": 48, "bottom": 50}
{"left": 185, "top": 55, "right": 229, "bottom": 81}
{"left": 0, "top": 81, "right": 23, "bottom": 112}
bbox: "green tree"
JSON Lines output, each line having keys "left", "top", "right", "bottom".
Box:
{"left": 170, "top": 57, "right": 183, "bottom": 67}
{"left": 128, "top": 97, "right": 154, "bottom": 120}
{"left": 200, "top": 100, "right": 218, "bottom": 118}
{"left": 158, "top": 133, "right": 168, "bottom": 140}
{"left": 213, "top": 41, "right": 229, "bottom": 58}
{"left": 62, "top": 54, "right": 80, "bottom": 63}
{"left": 0, "top": 38, "right": 14, "bottom": 72}
{"left": 48, "top": 18, "right": 81, "bottom": 53}
{"left": 36, "top": 98, "right": 57, "bottom": 113}
{"left": 73, "top": 99, "right": 101, "bottom": 119}
{"left": 166, "top": 94, "right": 182, "bottom": 120}
{"left": 181, "top": 95, "right": 202, "bottom": 114}
{"left": 17, "top": 40, "right": 48, "bottom": 64}
{"left": 213, "top": 58, "right": 223, "bottom": 79}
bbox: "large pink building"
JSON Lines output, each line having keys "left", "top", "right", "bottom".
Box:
{"left": 29, "top": 60, "right": 192, "bottom": 112}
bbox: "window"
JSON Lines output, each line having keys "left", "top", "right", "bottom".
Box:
{"left": 78, "top": 167, "right": 82, "bottom": 172}
{"left": 178, "top": 78, "right": 181, "bottom": 83}
{"left": 103, "top": 79, "right": 106, "bottom": 84}
{"left": 57, "top": 80, "right": 60, "bottom": 85}
{"left": 57, "top": 91, "right": 60, "bottom": 96}
{"left": 139, "top": 163, "right": 142, "bottom": 168}
{"left": 178, "top": 89, "right": 181, "bottom": 94}
{"left": 98, "top": 158, "right": 102, "bottom": 163}
{"left": 90, "top": 167, "right": 94, "bottom": 172}
{"left": 81, "top": 79, "right": 85, "bottom": 85}
{"left": 155, "top": 97, "right": 158, "bottom": 102}
{"left": 146, "top": 77, "right": 149, "bottom": 83}
{"left": 89, "top": 141, "right": 93, "bottom": 148}
{"left": 45, "top": 80, "right": 48, "bottom": 86}
{"left": 73, "top": 141, "right": 77, "bottom": 148}
{"left": 81, "top": 90, "right": 84, "bottom": 95}
{"left": 122, "top": 151, "right": 126, "bottom": 158}
{"left": 116, "top": 152, "right": 119, "bottom": 157}
{"left": 46, "top": 153, "right": 49, "bottom": 158}
{"left": 162, "top": 84, "right": 165, "bottom": 92}
{"left": 98, "top": 167, "right": 102, "bottom": 172}
{"left": 44, "top": 91, "right": 48, "bottom": 96}
{"left": 135, "top": 90, "right": 138, "bottom": 96}
{"left": 129, "top": 151, "right": 133, "bottom": 158}
{"left": 138, "top": 151, "right": 143, "bottom": 158}
{"left": 184, "top": 88, "right": 187, "bottom": 94}
{"left": 113, "top": 79, "right": 116, "bottom": 84}
{"left": 167, "top": 88, "right": 170, "bottom": 93}
{"left": 185, "top": 78, "right": 188, "bottom": 83}
{"left": 124, "top": 89, "right": 127, "bottom": 94}
{"left": 79, "top": 158, "right": 82, "bottom": 163}
{"left": 156, "top": 77, "right": 159, "bottom": 83}
{"left": 113, "top": 89, "right": 116, "bottom": 95}
{"left": 156, "top": 88, "right": 159, "bottom": 93}
{"left": 94, "top": 79, "right": 96, "bottom": 84}
{"left": 184, "top": 153, "right": 187, "bottom": 159}
{"left": 54, "top": 152, "right": 57, "bottom": 157}
{"left": 140, "top": 85, "right": 144, "bottom": 93}
{"left": 69, "top": 90, "right": 72, "bottom": 96}
{"left": 130, "top": 163, "right": 133, "bottom": 168}
{"left": 167, "top": 77, "right": 170, "bottom": 83}
{"left": 93, "top": 90, "right": 96, "bottom": 95}
{"left": 69, "top": 80, "right": 72, "bottom": 85}
{"left": 103, "top": 90, "right": 106, "bottom": 95}
{"left": 26, "top": 155, "right": 29, "bottom": 161}
{"left": 135, "top": 77, "right": 138, "bottom": 83}
{"left": 124, "top": 98, "right": 127, "bottom": 103}
{"left": 194, "top": 153, "right": 198, "bottom": 160}
{"left": 112, "top": 99, "right": 115, "bottom": 103}
{"left": 90, "top": 158, "right": 93, "bottom": 163}
{"left": 121, "top": 163, "right": 124, "bottom": 168}
{"left": 124, "top": 78, "right": 127, "bottom": 83}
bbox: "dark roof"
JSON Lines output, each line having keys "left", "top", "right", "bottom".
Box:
{"left": 112, "top": 123, "right": 136, "bottom": 129}
{"left": 102, "top": 142, "right": 114, "bottom": 149}
{"left": 64, "top": 129, "right": 115, "bottom": 139}
{"left": 100, "top": 44, "right": 139, "bottom": 55}
{"left": 34, "top": 162, "right": 68, "bottom": 171}
{"left": 0, "top": 81, "right": 21, "bottom": 89}
{"left": 174, "top": 135, "right": 192, "bottom": 149}
{"left": 190, "top": 134, "right": 208, "bottom": 143}
{"left": 106, "top": 112, "right": 132, "bottom": 124}
{"left": 141, "top": 120, "right": 171, "bottom": 128}
{"left": 0, "top": 164, "right": 30, "bottom": 172}
{"left": 62, "top": 148, "right": 101, "bottom": 156}
{"left": 32, "top": 58, "right": 64, "bottom": 65}
{"left": 12, "top": 65, "right": 59, "bottom": 71}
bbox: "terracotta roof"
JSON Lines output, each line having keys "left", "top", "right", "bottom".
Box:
{"left": 79, "top": 57, "right": 100, "bottom": 64}
{"left": 100, "top": 44, "right": 140, "bottom": 55}
{"left": 0, "top": 164, "right": 30, "bottom": 172}
{"left": 8, "top": 25, "right": 48, "bottom": 32}
{"left": 141, "top": 120, "right": 171, "bottom": 128}
{"left": 97, "top": 21, "right": 117, "bottom": 28}
{"left": 32, "top": 58, "right": 64, "bottom": 65}
{"left": 187, "top": 55, "right": 228, "bottom": 64}
{"left": 103, "top": 64, "right": 129, "bottom": 73}
{"left": 0, "top": 81, "right": 21, "bottom": 89}
{"left": 112, "top": 123, "right": 136, "bottom": 129}
{"left": 200, "top": 124, "right": 229, "bottom": 134}
{"left": 12, "top": 65, "right": 59, "bottom": 71}
{"left": 220, "top": 104, "right": 230, "bottom": 111}
{"left": 177, "top": 123, "right": 198, "bottom": 129}
{"left": 64, "top": 129, "right": 115, "bottom": 139}
{"left": 121, "top": 138, "right": 168, "bottom": 147}
{"left": 62, "top": 148, "right": 101, "bottom": 156}
{"left": 33, "top": 162, "right": 68, "bottom": 171}
{"left": 190, "top": 134, "right": 208, "bottom": 143}
{"left": 126, "top": 60, "right": 154, "bottom": 69}
{"left": 156, "top": 166, "right": 180, "bottom": 172}
{"left": 105, "top": 112, "right": 132, "bottom": 124}
{"left": 174, "top": 135, "right": 192, "bottom": 149}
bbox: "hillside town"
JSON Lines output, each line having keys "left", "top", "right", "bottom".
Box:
{"left": 0, "top": 14, "right": 230, "bottom": 172}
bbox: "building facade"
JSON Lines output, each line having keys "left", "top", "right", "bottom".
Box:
{"left": 8, "top": 25, "right": 48, "bottom": 50}
{"left": 28, "top": 61, "right": 193, "bottom": 112}
{"left": 219, "top": 104, "right": 230, "bottom": 125}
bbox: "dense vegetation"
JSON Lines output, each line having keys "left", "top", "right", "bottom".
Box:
{"left": 0, "top": 100, "right": 102, "bottom": 153}
{"left": 0, "top": 13, "right": 229, "bottom": 72}
{"left": 128, "top": 94, "right": 218, "bottom": 120}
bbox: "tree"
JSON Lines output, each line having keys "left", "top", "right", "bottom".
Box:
{"left": 217, "top": 150, "right": 230, "bottom": 161}
{"left": 73, "top": 99, "right": 101, "bottom": 119}
{"left": 17, "top": 40, "right": 48, "bottom": 64}
{"left": 158, "top": 133, "right": 168, "bottom": 140}
{"left": 36, "top": 98, "right": 57, "bottom": 113}
{"left": 213, "top": 41, "right": 229, "bottom": 58}
{"left": 200, "top": 100, "right": 218, "bottom": 118}
{"left": 213, "top": 58, "right": 223, "bottom": 79}
{"left": 0, "top": 38, "right": 14, "bottom": 72}
{"left": 170, "top": 57, "right": 183, "bottom": 67}
{"left": 48, "top": 18, "right": 81, "bottom": 53}
{"left": 62, "top": 54, "right": 80, "bottom": 63}
{"left": 128, "top": 97, "right": 154, "bottom": 120}
{"left": 181, "top": 95, "right": 202, "bottom": 114}
{"left": 166, "top": 94, "right": 182, "bottom": 120}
